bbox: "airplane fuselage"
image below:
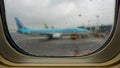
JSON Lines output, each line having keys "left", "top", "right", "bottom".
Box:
{"left": 18, "top": 27, "right": 89, "bottom": 34}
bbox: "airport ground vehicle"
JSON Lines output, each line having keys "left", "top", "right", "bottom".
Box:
{"left": 0, "top": 0, "right": 120, "bottom": 68}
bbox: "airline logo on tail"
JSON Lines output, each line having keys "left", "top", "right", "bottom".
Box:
{"left": 15, "top": 17, "right": 24, "bottom": 29}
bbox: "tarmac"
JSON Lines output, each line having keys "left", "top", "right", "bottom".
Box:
{"left": 10, "top": 32, "right": 107, "bottom": 56}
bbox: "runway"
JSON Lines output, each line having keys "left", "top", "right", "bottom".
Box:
{"left": 10, "top": 32, "right": 106, "bottom": 56}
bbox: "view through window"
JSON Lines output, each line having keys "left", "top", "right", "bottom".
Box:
{"left": 5, "top": 0, "right": 115, "bottom": 56}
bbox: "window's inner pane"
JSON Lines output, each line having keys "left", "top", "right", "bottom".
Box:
{"left": 5, "top": 0, "right": 115, "bottom": 56}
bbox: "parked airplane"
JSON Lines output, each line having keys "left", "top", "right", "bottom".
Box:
{"left": 15, "top": 17, "right": 90, "bottom": 39}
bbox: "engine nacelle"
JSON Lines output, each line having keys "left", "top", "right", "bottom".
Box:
{"left": 53, "top": 33, "right": 62, "bottom": 38}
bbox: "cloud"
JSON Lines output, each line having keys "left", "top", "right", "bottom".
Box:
{"left": 4, "top": 0, "right": 115, "bottom": 30}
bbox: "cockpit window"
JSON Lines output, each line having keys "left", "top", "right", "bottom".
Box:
{"left": 4, "top": 0, "right": 115, "bottom": 56}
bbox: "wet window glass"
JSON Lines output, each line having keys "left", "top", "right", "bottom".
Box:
{"left": 4, "top": 0, "right": 115, "bottom": 56}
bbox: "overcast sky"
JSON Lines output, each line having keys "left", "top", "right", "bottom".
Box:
{"left": 4, "top": 0, "right": 115, "bottom": 31}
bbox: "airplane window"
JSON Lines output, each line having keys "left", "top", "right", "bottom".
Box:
{"left": 4, "top": 0, "right": 115, "bottom": 56}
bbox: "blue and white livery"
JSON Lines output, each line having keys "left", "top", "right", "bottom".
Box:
{"left": 15, "top": 17, "right": 90, "bottom": 39}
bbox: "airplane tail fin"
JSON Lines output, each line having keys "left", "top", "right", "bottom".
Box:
{"left": 44, "top": 24, "right": 49, "bottom": 29}
{"left": 15, "top": 17, "right": 25, "bottom": 29}
{"left": 44, "top": 24, "right": 54, "bottom": 29}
